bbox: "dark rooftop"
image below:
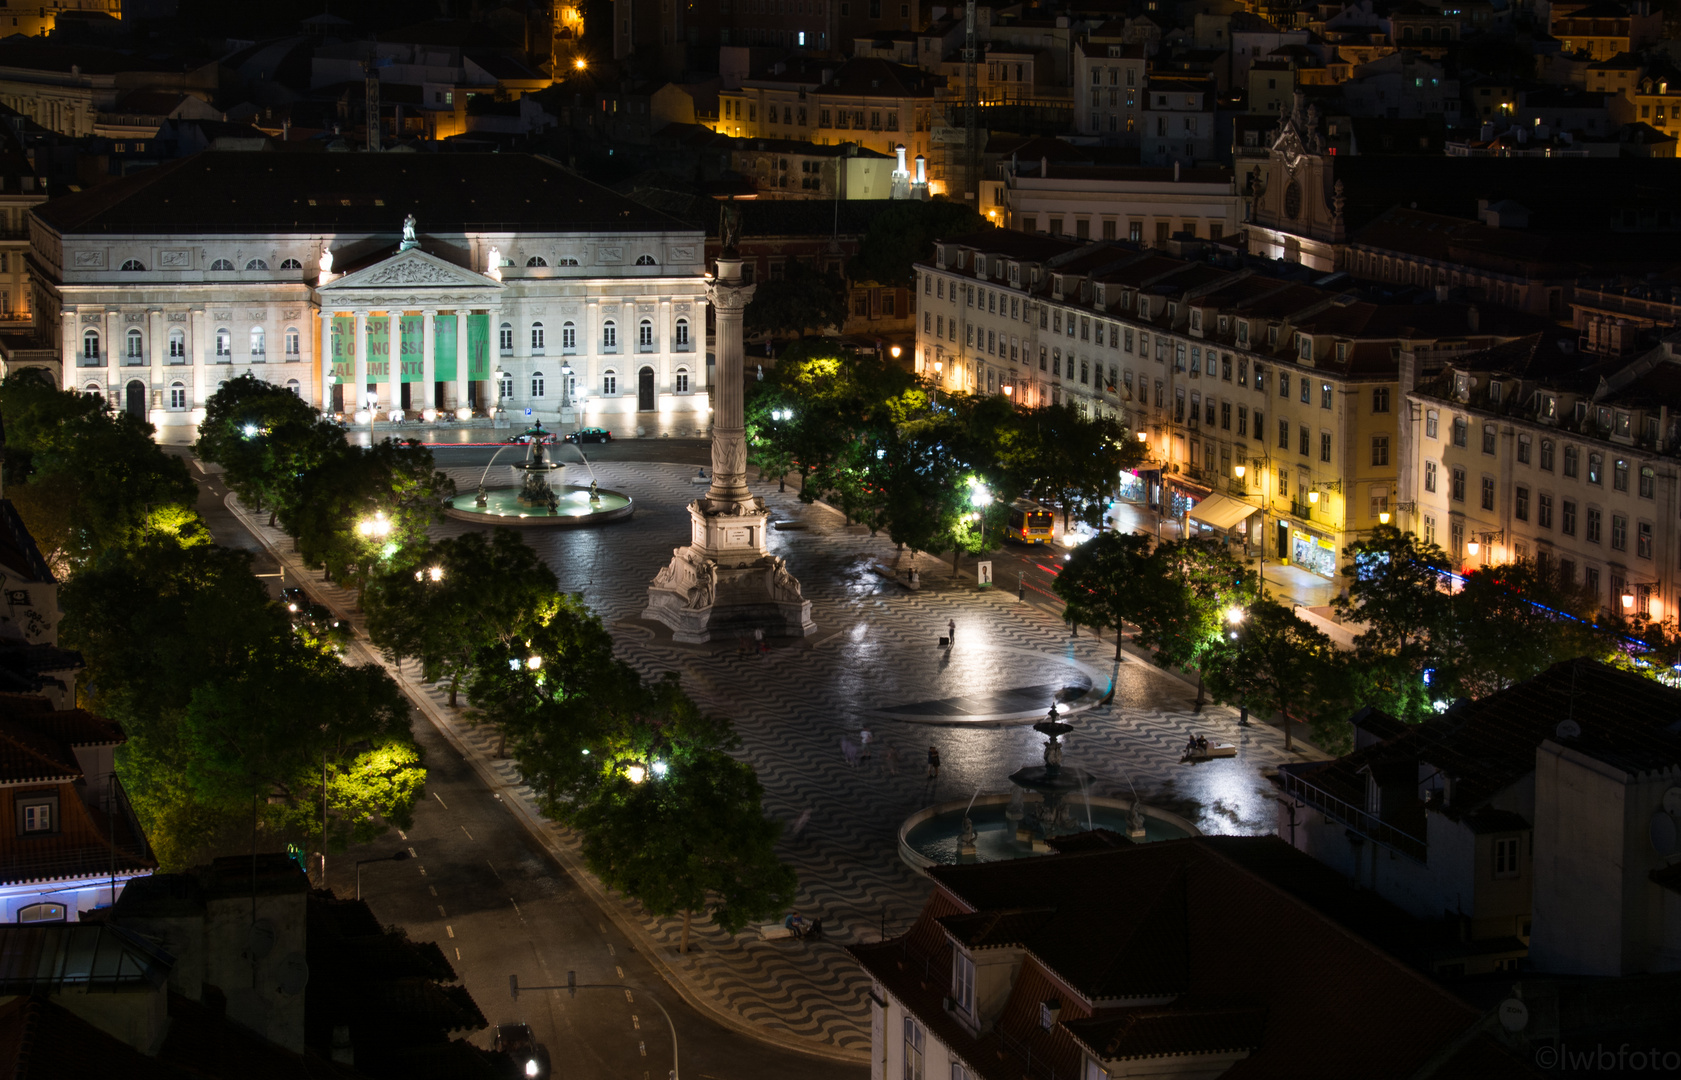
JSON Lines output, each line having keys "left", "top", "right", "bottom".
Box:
{"left": 34, "top": 153, "right": 699, "bottom": 236}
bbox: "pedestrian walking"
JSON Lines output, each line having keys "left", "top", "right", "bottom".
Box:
{"left": 926, "top": 744, "right": 941, "bottom": 780}
{"left": 947, "top": 618, "right": 956, "bottom": 643}
{"left": 841, "top": 736, "right": 860, "bottom": 767}
{"left": 859, "top": 728, "right": 874, "bottom": 764}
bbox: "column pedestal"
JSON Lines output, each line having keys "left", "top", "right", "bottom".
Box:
{"left": 644, "top": 254, "right": 813, "bottom": 643}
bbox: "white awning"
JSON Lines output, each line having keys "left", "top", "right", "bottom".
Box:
{"left": 1187, "top": 492, "right": 1256, "bottom": 531}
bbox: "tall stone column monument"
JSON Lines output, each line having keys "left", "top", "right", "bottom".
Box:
{"left": 644, "top": 213, "right": 814, "bottom": 643}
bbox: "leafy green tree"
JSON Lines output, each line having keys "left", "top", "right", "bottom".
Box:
{"left": 1333, "top": 526, "right": 1454, "bottom": 655}
{"left": 744, "top": 264, "right": 849, "bottom": 339}
{"left": 1437, "top": 561, "right": 1604, "bottom": 700}
{"left": 282, "top": 438, "right": 455, "bottom": 604}
{"left": 1129, "top": 538, "right": 1249, "bottom": 673}
{"left": 366, "top": 529, "right": 562, "bottom": 706}
{"left": 195, "top": 373, "right": 346, "bottom": 526}
{"left": 575, "top": 739, "right": 795, "bottom": 953}
{"left": 847, "top": 201, "right": 986, "bottom": 290}
{"left": 1052, "top": 531, "right": 1155, "bottom": 658}
{"left": 0, "top": 372, "right": 199, "bottom": 575}
{"left": 998, "top": 404, "right": 1144, "bottom": 530}
{"left": 1201, "top": 597, "right": 1351, "bottom": 752}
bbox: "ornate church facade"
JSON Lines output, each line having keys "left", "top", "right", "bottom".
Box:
{"left": 27, "top": 153, "right": 709, "bottom": 435}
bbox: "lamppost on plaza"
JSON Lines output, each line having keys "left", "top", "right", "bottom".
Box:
{"left": 356, "top": 849, "right": 410, "bottom": 900}
{"left": 355, "top": 512, "right": 395, "bottom": 605}
{"left": 932, "top": 359, "right": 943, "bottom": 406}
{"left": 768, "top": 408, "right": 795, "bottom": 490}
{"left": 559, "top": 361, "right": 575, "bottom": 429}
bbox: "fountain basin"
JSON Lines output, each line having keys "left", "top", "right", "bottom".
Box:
{"left": 443, "top": 485, "right": 634, "bottom": 526}
{"left": 898, "top": 792, "right": 1199, "bottom": 870}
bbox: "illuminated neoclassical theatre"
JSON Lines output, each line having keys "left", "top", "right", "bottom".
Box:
{"left": 29, "top": 153, "right": 709, "bottom": 434}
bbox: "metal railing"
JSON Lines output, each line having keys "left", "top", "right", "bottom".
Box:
{"left": 1278, "top": 771, "right": 1426, "bottom": 862}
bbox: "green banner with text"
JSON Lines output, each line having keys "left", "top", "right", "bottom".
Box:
{"left": 398, "top": 315, "right": 423, "bottom": 383}
{"left": 433, "top": 315, "right": 457, "bottom": 383}
{"left": 366, "top": 317, "right": 391, "bottom": 382}
{"left": 331, "top": 316, "right": 353, "bottom": 382}
{"left": 467, "top": 314, "right": 490, "bottom": 381}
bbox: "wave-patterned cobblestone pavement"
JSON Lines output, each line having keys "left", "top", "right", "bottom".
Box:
{"left": 238, "top": 458, "right": 1319, "bottom": 1055}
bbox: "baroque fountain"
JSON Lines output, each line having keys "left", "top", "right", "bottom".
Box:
{"left": 443, "top": 421, "right": 634, "bottom": 526}
{"left": 898, "top": 710, "right": 1199, "bottom": 868}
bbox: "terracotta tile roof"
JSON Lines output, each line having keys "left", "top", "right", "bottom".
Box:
{"left": 852, "top": 837, "right": 1534, "bottom": 1080}
{"left": 0, "top": 993, "right": 181, "bottom": 1079}
{"left": 0, "top": 717, "right": 82, "bottom": 784}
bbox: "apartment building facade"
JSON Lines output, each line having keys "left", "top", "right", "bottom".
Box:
{"left": 1399, "top": 331, "right": 1681, "bottom": 618}
{"left": 914, "top": 232, "right": 1526, "bottom": 577}
{"left": 714, "top": 58, "right": 939, "bottom": 172}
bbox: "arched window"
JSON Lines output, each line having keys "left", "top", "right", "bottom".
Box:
{"left": 285, "top": 378, "right": 301, "bottom": 397}
{"left": 602, "top": 320, "right": 617, "bottom": 351}
{"left": 250, "top": 327, "right": 266, "bottom": 356}
{"left": 215, "top": 328, "right": 231, "bottom": 359}
{"left": 675, "top": 367, "right": 691, "bottom": 393}
{"left": 558, "top": 257, "right": 580, "bottom": 266}
{"left": 280, "top": 258, "right": 303, "bottom": 270}
{"left": 168, "top": 327, "right": 185, "bottom": 360}
{"left": 285, "top": 327, "right": 300, "bottom": 358}
{"left": 210, "top": 259, "right": 235, "bottom": 271}
{"left": 498, "top": 372, "right": 514, "bottom": 399}
{"left": 531, "top": 371, "right": 546, "bottom": 397}
{"left": 126, "top": 327, "right": 143, "bottom": 360}
{"left": 561, "top": 321, "right": 576, "bottom": 352}
{"left": 674, "top": 317, "right": 690, "bottom": 350}
{"left": 84, "top": 382, "right": 103, "bottom": 399}
{"left": 168, "top": 381, "right": 186, "bottom": 409}
{"left": 83, "top": 329, "right": 100, "bottom": 359}
{"left": 638, "top": 318, "right": 654, "bottom": 351}
{"left": 531, "top": 322, "right": 546, "bottom": 352}
{"left": 15, "top": 902, "right": 65, "bottom": 924}
{"left": 245, "top": 258, "right": 268, "bottom": 271}
{"left": 526, "top": 256, "right": 548, "bottom": 267}
{"left": 603, "top": 369, "right": 618, "bottom": 395}
{"left": 120, "top": 259, "right": 145, "bottom": 271}
{"left": 499, "top": 322, "right": 513, "bottom": 355}
{"left": 635, "top": 254, "right": 657, "bottom": 266}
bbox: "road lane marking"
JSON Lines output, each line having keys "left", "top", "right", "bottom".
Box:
{"left": 486, "top": 860, "right": 502, "bottom": 880}
{"left": 446, "top": 925, "right": 455, "bottom": 938}
{"left": 437, "top": 905, "right": 447, "bottom": 917}
{"left": 509, "top": 898, "right": 522, "bottom": 918}
{"left": 428, "top": 886, "right": 437, "bottom": 897}
{"left": 607, "top": 944, "right": 615, "bottom": 956}
{"left": 433, "top": 792, "right": 449, "bottom": 809}
{"left": 631, "top": 1015, "right": 640, "bottom": 1030}
{"left": 454, "top": 947, "right": 461, "bottom": 960}
{"left": 638, "top": 1041, "right": 646, "bottom": 1056}
{"left": 407, "top": 847, "right": 417, "bottom": 858}
{"left": 397, "top": 829, "right": 408, "bottom": 840}
{"left": 460, "top": 824, "right": 475, "bottom": 841}
{"left": 615, "top": 966, "right": 624, "bottom": 979}
{"left": 624, "top": 990, "right": 635, "bottom": 1004}
{"left": 417, "top": 865, "right": 426, "bottom": 876}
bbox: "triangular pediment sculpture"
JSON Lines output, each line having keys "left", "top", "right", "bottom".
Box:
{"left": 318, "top": 247, "right": 503, "bottom": 292}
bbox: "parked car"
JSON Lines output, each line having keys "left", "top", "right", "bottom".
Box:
{"left": 564, "top": 427, "right": 613, "bottom": 444}
{"left": 493, "top": 1023, "right": 550, "bottom": 1079}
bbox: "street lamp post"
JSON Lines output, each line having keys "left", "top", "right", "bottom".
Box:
{"left": 511, "top": 973, "right": 679, "bottom": 1079}
{"left": 355, "top": 849, "right": 410, "bottom": 900}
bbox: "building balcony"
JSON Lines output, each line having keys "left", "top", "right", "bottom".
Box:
{"left": 1277, "top": 770, "right": 1426, "bottom": 862}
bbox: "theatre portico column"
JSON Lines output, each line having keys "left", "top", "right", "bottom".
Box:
{"left": 421, "top": 308, "right": 437, "bottom": 416}
{"left": 387, "top": 311, "right": 402, "bottom": 418}
{"left": 453, "top": 311, "right": 469, "bottom": 415}
{"left": 353, "top": 310, "right": 369, "bottom": 418}
{"left": 484, "top": 305, "right": 502, "bottom": 417}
